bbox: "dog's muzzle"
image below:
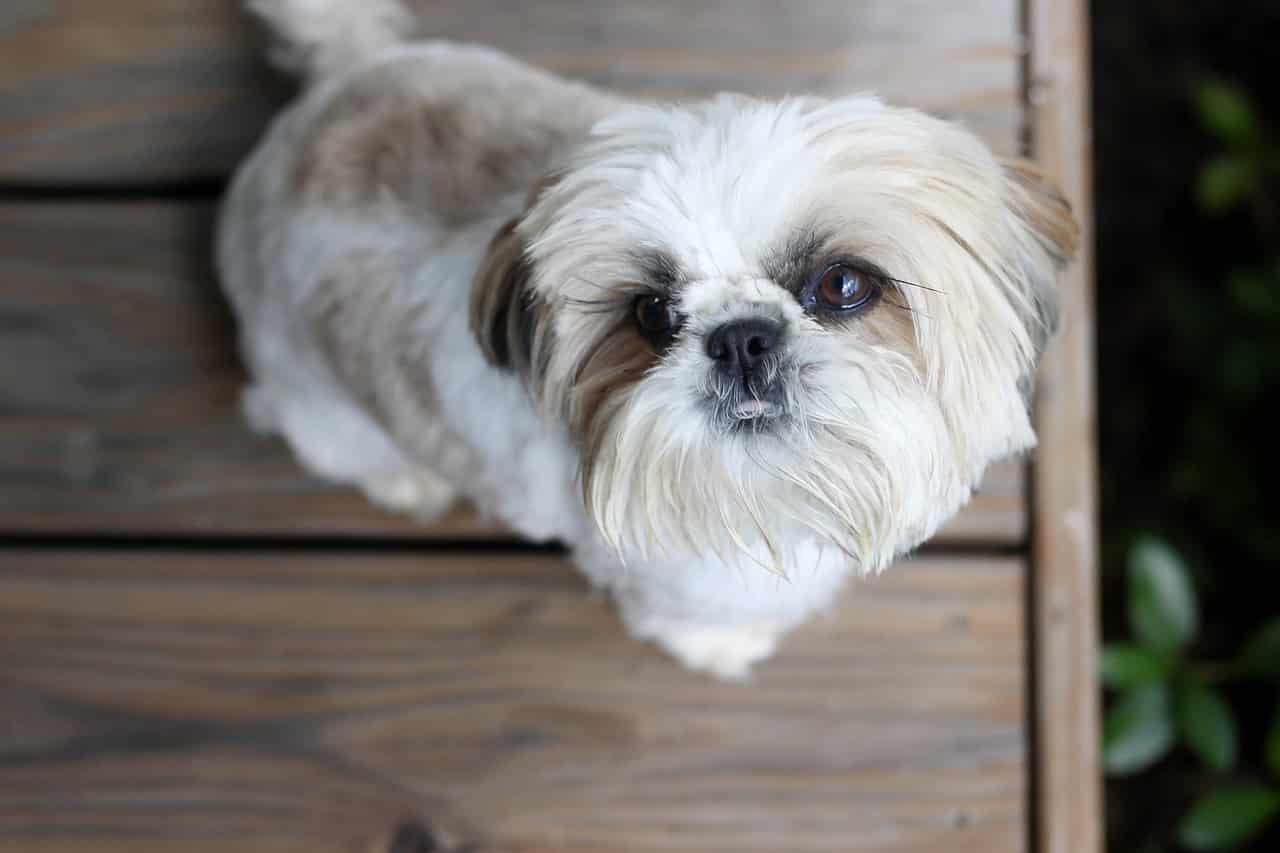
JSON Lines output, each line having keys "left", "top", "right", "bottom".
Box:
{"left": 703, "top": 318, "right": 787, "bottom": 426}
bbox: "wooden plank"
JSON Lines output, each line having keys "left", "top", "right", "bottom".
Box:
{"left": 0, "top": 0, "right": 286, "bottom": 187}
{"left": 0, "top": 550, "right": 1026, "bottom": 852}
{"left": 0, "top": 201, "right": 1026, "bottom": 542}
{"left": 1024, "top": 0, "right": 1103, "bottom": 851}
{"left": 0, "top": 0, "right": 1022, "bottom": 184}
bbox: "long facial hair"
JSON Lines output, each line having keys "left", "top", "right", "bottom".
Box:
{"left": 470, "top": 94, "right": 1078, "bottom": 573}
{"left": 577, "top": 316, "right": 962, "bottom": 575}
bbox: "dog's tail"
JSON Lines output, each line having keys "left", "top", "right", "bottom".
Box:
{"left": 246, "top": 0, "right": 415, "bottom": 81}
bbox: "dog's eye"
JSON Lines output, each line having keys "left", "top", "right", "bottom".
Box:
{"left": 633, "top": 294, "right": 679, "bottom": 341}
{"left": 812, "top": 264, "right": 882, "bottom": 313}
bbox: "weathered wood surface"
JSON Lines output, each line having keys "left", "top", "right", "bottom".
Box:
{"left": 0, "top": 551, "right": 1026, "bottom": 852}
{"left": 0, "top": 0, "right": 1022, "bottom": 185}
{"left": 1025, "top": 0, "right": 1103, "bottom": 850}
{"left": 0, "top": 0, "right": 1107, "bottom": 848}
{"left": 0, "top": 202, "right": 1027, "bottom": 543}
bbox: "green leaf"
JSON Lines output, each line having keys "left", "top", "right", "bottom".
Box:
{"left": 1176, "top": 684, "right": 1237, "bottom": 772}
{"left": 1128, "top": 536, "right": 1199, "bottom": 655}
{"left": 1102, "top": 644, "right": 1172, "bottom": 689}
{"left": 1197, "top": 156, "right": 1257, "bottom": 214}
{"left": 1177, "top": 783, "right": 1280, "bottom": 850}
{"left": 1104, "top": 684, "right": 1175, "bottom": 776}
{"left": 1195, "top": 79, "right": 1258, "bottom": 145}
{"left": 1228, "top": 270, "right": 1277, "bottom": 317}
{"left": 1239, "top": 618, "right": 1280, "bottom": 678}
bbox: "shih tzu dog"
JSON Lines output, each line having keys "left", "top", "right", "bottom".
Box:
{"left": 219, "top": 0, "right": 1078, "bottom": 678}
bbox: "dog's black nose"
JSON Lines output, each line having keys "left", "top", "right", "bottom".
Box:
{"left": 705, "top": 318, "right": 781, "bottom": 374}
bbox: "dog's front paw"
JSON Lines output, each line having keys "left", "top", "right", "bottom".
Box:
{"left": 650, "top": 623, "right": 782, "bottom": 681}
{"left": 359, "top": 467, "right": 457, "bottom": 520}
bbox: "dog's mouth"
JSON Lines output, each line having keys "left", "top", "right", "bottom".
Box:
{"left": 731, "top": 398, "right": 778, "bottom": 420}
{"left": 704, "top": 383, "right": 789, "bottom": 434}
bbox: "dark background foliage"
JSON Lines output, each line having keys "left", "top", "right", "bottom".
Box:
{"left": 1092, "top": 1, "right": 1280, "bottom": 850}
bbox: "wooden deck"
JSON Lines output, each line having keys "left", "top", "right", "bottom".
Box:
{"left": 0, "top": 1, "right": 1099, "bottom": 851}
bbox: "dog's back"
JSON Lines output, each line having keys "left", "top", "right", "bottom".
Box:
{"left": 215, "top": 0, "right": 613, "bottom": 524}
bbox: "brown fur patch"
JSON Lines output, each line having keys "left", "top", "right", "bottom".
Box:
{"left": 999, "top": 157, "right": 1078, "bottom": 358}
{"left": 290, "top": 61, "right": 596, "bottom": 226}
{"left": 572, "top": 323, "right": 660, "bottom": 506}
{"left": 306, "top": 251, "right": 468, "bottom": 468}
{"left": 999, "top": 157, "right": 1080, "bottom": 263}
{"left": 307, "top": 250, "right": 403, "bottom": 402}
{"left": 570, "top": 324, "right": 658, "bottom": 440}
{"left": 468, "top": 173, "right": 566, "bottom": 376}
{"left": 811, "top": 280, "right": 922, "bottom": 372}
{"left": 467, "top": 216, "right": 556, "bottom": 386}
{"left": 855, "top": 290, "right": 922, "bottom": 363}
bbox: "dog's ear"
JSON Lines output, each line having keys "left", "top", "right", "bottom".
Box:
{"left": 999, "top": 157, "right": 1079, "bottom": 357}
{"left": 470, "top": 216, "right": 534, "bottom": 370}
{"left": 470, "top": 176, "right": 560, "bottom": 381}
{"left": 1001, "top": 157, "right": 1079, "bottom": 267}
{"left": 471, "top": 230, "right": 557, "bottom": 388}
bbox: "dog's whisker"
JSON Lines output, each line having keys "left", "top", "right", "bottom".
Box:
{"left": 887, "top": 276, "right": 946, "bottom": 295}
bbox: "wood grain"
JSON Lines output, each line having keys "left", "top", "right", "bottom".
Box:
{"left": 0, "top": 0, "right": 1022, "bottom": 185}
{"left": 1024, "top": 0, "right": 1103, "bottom": 850}
{"left": 0, "top": 550, "right": 1026, "bottom": 852}
{"left": 0, "top": 202, "right": 1027, "bottom": 543}
{"left": 0, "top": 0, "right": 1105, "bottom": 849}
{"left": 0, "top": 0, "right": 286, "bottom": 187}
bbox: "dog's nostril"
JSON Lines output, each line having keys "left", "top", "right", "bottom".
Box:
{"left": 705, "top": 319, "right": 781, "bottom": 369}
{"left": 387, "top": 819, "right": 440, "bottom": 853}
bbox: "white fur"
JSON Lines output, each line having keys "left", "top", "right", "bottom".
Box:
{"left": 524, "top": 97, "right": 1050, "bottom": 571}
{"left": 247, "top": 0, "right": 415, "bottom": 79}
{"left": 218, "top": 1, "right": 1072, "bottom": 678}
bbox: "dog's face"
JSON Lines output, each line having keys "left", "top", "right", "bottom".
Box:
{"left": 472, "top": 94, "right": 1077, "bottom": 572}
